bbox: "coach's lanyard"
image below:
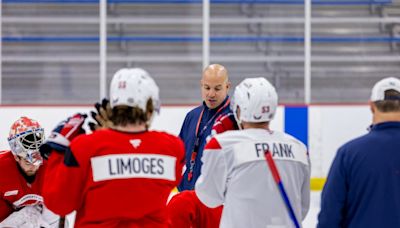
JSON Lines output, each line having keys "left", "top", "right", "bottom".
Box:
{"left": 187, "top": 98, "right": 230, "bottom": 181}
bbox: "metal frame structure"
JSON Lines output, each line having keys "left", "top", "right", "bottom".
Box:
{"left": 1, "top": 0, "right": 400, "bottom": 104}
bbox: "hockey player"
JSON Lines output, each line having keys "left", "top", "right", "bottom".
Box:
{"left": 40, "top": 68, "right": 185, "bottom": 227}
{"left": 0, "top": 116, "right": 59, "bottom": 227}
{"left": 167, "top": 112, "right": 238, "bottom": 228}
{"left": 195, "top": 77, "right": 311, "bottom": 228}
{"left": 86, "top": 92, "right": 237, "bottom": 228}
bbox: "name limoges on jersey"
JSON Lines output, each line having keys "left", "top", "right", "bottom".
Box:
{"left": 91, "top": 154, "right": 177, "bottom": 182}
{"left": 108, "top": 157, "right": 164, "bottom": 176}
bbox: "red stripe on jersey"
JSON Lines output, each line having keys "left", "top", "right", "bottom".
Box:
{"left": 204, "top": 138, "right": 222, "bottom": 150}
{"left": 265, "top": 151, "right": 281, "bottom": 183}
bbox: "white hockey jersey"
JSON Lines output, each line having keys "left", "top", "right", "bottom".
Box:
{"left": 195, "top": 128, "right": 310, "bottom": 228}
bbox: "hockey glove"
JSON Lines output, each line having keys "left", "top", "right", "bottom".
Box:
{"left": 40, "top": 113, "right": 87, "bottom": 160}
{"left": 88, "top": 98, "right": 114, "bottom": 131}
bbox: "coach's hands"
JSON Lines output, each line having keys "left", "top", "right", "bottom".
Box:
{"left": 40, "top": 113, "right": 87, "bottom": 159}
{"left": 88, "top": 98, "right": 114, "bottom": 131}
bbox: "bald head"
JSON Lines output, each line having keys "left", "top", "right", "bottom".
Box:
{"left": 202, "top": 64, "right": 229, "bottom": 82}
{"left": 201, "top": 64, "right": 231, "bottom": 109}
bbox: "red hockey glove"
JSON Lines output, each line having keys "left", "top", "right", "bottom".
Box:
{"left": 40, "top": 113, "right": 87, "bottom": 159}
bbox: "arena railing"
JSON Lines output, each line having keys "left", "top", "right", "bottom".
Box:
{"left": 2, "top": 35, "right": 399, "bottom": 63}
{"left": 2, "top": 36, "right": 399, "bottom": 43}
{"left": 1, "top": 0, "right": 392, "bottom": 5}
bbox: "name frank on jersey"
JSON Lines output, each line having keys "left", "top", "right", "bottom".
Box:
{"left": 230, "top": 140, "right": 308, "bottom": 166}
{"left": 255, "top": 142, "right": 294, "bottom": 159}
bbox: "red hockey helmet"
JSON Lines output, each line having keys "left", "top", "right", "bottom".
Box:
{"left": 8, "top": 117, "right": 44, "bottom": 166}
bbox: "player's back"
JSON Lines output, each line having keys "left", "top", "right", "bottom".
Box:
{"left": 211, "top": 129, "right": 310, "bottom": 228}
{"left": 69, "top": 129, "right": 185, "bottom": 227}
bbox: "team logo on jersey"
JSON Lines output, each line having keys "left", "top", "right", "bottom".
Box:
{"left": 130, "top": 139, "right": 141, "bottom": 148}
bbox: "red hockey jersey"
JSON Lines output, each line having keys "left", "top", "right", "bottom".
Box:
{"left": 0, "top": 151, "right": 46, "bottom": 221}
{"left": 43, "top": 129, "right": 185, "bottom": 228}
{"left": 167, "top": 190, "right": 222, "bottom": 228}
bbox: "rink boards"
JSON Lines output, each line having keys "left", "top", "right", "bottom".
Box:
{"left": 0, "top": 104, "right": 371, "bottom": 190}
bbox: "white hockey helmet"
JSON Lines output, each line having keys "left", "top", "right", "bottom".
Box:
{"left": 232, "top": 77, "right": 278, "bottom": 124}
{"left": 8, "top": 116, "right": 44, "bottom": 166}
{"left": 110, "top": 68, "right": 160, "bottom": 119}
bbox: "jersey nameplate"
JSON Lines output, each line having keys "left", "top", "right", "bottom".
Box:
{"left": 91, "top": 154, "right": 176, "bottom": 182}
{"left": 233, "top": 141, "right": 308, "bottom": 166}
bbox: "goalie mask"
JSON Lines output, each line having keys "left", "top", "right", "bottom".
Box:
{"left": 110, "top": 68, "right": 160, "bottom": 121}
{"left": 8, "top": 117, "right": 44, "bottom": 166}
{"left": 231, "top": 77, "right": 278, "bottom": 126}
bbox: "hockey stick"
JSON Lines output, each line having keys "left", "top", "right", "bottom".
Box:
{"left": 264, "top": 150, "right": 300, "bottom": 228}
{"left": 58, "top": 216, "right": 65, "bottom": 228}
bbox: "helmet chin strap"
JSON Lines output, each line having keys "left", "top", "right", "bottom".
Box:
{"left": 145, "top": 109, "right": 155, "bottom": 129}
{"left": 236, "top": 120, "right": 243, "bottom": 130}
{"left": 233, "top": 106, "right": 243, "bottom": 130}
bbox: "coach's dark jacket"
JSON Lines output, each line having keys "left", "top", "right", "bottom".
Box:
{"left": 178, "top": 96, "right": 231, "bottom": 191}
{"left": 318, "top": 122, "right": 400, "bottom": 227}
